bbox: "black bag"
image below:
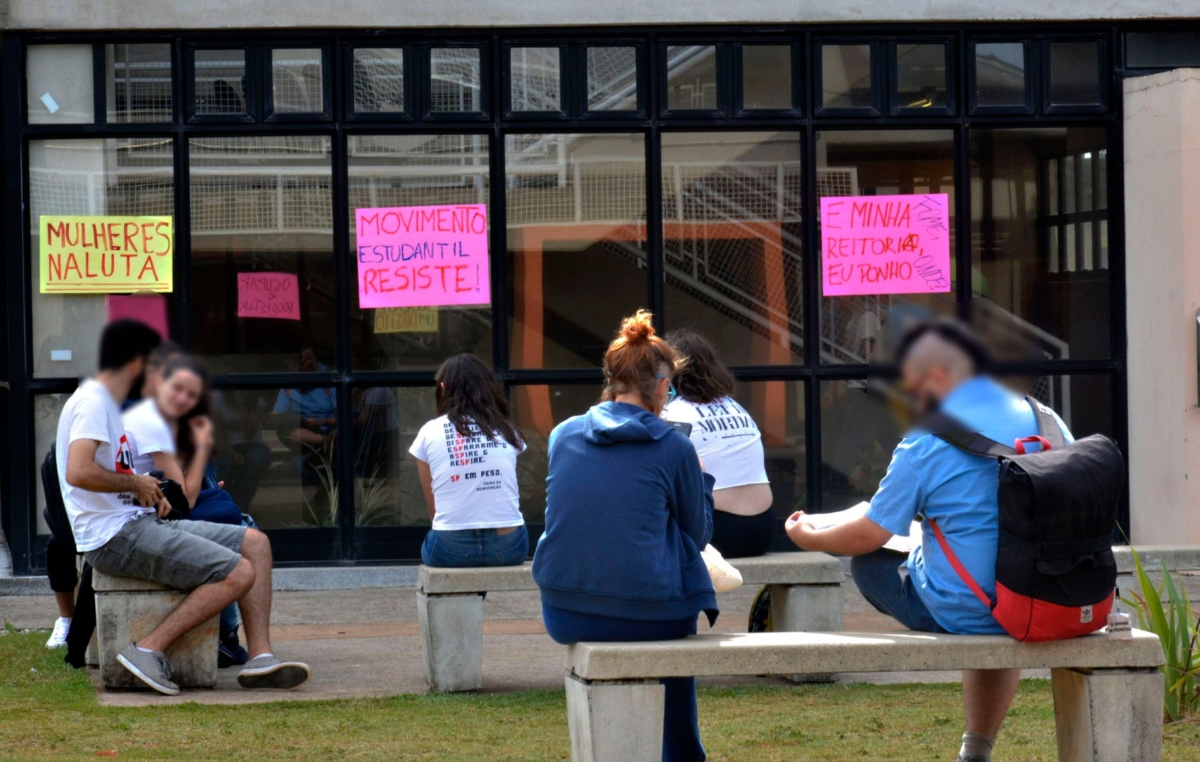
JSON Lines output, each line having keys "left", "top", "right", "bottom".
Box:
{"left": 924, "top": 398, "right": 1124, "bottom": 642}
{"left": 41, "top": 446, "right": 74, "bottom": 542}
{"left": 150, "top": 470, "right": 191, "bottom": 520}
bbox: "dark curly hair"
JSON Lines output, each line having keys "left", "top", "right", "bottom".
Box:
{"left": 665, "top": 329, "right": 735, "bottom": 405}
{"left": 435, "top": 354, "right": 524, "bottom": 449}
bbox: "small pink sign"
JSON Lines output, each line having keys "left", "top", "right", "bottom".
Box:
{"left": 106, "top": 293, "right": 169, "bottom": 339}
{"left": 821, "top": 193, "right": 951, "bottom": 297}
{"left": 237, "top": 272, "right": 300, "bottom": 321}
{"left": 355, "top": 204, "right": 491, "bottom": 309}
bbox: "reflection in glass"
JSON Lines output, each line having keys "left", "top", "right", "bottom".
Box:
{"left": 666, "top": 45, "right": 719, "bottom": 111}
{"left": 816, "top": 130, "right": 956, "bottom": 364}
{"left": 662, "top": 132, "right": 803, "bottom": 365}
{"left": 975, "top": 42, "right": 1026, "bottom": 108}
{"left": 510, "top": 47, "right": 561, "bottom": 112}
{"left": 272, "top": 48, "right": 324, "bottom": 114}
{"left": 430, "top": 48, "right": 482, "bottom": 113}
{"left": 506, "top": 133, "right": 647, "bottom": 369}
{"left": 107, "top": 43, "right": 173, "bottom": 123}
{"left": 34, "top": 394, "right": 70, "bottom": 535}
{"left": 29, "top": 138, "right": 175, "bottom": 378}
{"left": 356, "top": 386, "right": 438, "bottom": 526}
{"left": 353, "top": 48, "right": 405, "bottom": 113}
{"left": 742, "top": 46, "right": 792, "bottom": 110}
{"left": 896, "top": 43, "right": 948, "bottom": 110}
{"left": 733, "top": 380, "right": 807, "bottom": 518}
{"left": 348, "top": 135, "right": 492, "bottom": 370}
{"left": 820, "top": 380, "right": 902, "bottom": 513}
{"left": 821, "top": 44, "right": 872, "bottom": 109}
{"left": 587, "top": 47, "right": 638, "bottom": 111}
{"left": 189, "top": 136, "right": 334, "bottom": 373}
{"left": 511, "top": 384, "right": 600, "bottom": 523}
{"left": 194, "top": 49, "right": 248, "bottom": 115}
{"left": 1049, "top": 42, "right": 1102, "bottom": 107}
{"left": 27, "top": 45, "right": 94, "bottom": 125}
{"left": 971, "top": 128, "right": 1110, "bottom": 361}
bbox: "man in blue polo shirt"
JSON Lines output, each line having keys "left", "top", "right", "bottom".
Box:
{"left": 786, "top": 319, "right": 1071, "bottom": 762}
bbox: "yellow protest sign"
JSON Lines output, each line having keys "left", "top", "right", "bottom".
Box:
{"left": 374, "top": 307, "right": 439, "bottom": 334}
{"left": 39, "top": 215, "right": 174, "bottom": 294}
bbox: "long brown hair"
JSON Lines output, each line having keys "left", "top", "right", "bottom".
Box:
{"left": 435, "top": 354, "right": 523, "bottom": 448}
{"left": 601, "top": 310, "right": 679, "bottom": 412}
{"left": 160, "top": 355, "right": 212, "bottom": 467}
{"left": 665, "top": 329, "right": 734, "bottom": 405}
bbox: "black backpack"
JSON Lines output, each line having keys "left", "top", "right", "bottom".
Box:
{"left": 925, "top": 398, "right": 1124, "bottom": 642}
{"left": 41, "top": 446, "right": 74, "bottom": 543}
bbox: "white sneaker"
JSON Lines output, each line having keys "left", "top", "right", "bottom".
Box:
{"left": 45, "top": 617, "right": 71, "bottom": 649}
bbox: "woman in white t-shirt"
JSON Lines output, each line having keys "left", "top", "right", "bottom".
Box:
{"left": 410, "top": 354, "right": 528, "bottom": 568}
{"left": 663, "top": 330, "right": 775, "bottom": 558}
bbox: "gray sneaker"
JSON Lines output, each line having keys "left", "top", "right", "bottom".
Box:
{"left": 115, "top": 643, "right": 180, "bottom": 696}
{"left": 237, "top": 654, "right": 312, "bottom": 690}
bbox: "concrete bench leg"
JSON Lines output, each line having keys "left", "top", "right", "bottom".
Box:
{"left": 96, "top": 589, "right": 218, "bottom": 689}
{"left": 417, "top": 591, "right": 484, "bottom": 692}
{"left": 566, "top": 675, "right": 664, "bottom": 762}
{"left": 771, "top": 583, "right": 843, "bottom": 683}
{"left": 1051, "top": 667, "right": 1163, "bottom": 762}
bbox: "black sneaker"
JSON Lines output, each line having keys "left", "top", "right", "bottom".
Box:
{"left": 218, "top": 635, "right": 250, "bottom": 668}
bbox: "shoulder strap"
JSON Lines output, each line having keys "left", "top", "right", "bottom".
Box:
{"left": 927, "top": 518, "right": 993, "bottom": 611}
{"left": 922, "top": 412, "right": 1017, "bottom": 460}
{"left": 1027, "top": 397, "right": 1066, "bottom": 449}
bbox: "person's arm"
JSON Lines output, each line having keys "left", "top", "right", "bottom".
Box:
{"left": 66, "top": 439, "right": 169, "bottom": 516}
{"left": 671, "top": 445, "right": 715, "bottom": 549}
{"left": 785, "top": 513, "right": 893, "bottom": 555}
{"left": 416, "top": 459, "right": 436, "bottom": 521}
{"left": 181, "top": 416, "right": 215, "bottom": 506}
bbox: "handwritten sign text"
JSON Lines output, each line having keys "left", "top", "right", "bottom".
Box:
{"left": 40, "top": 215, "right": 173, "bottom": 294}
{"left": 237, "top": 272, "right": 300, "bottom": 321}
{"left": 374, "top": 307, "right": 439, "bottom": 334}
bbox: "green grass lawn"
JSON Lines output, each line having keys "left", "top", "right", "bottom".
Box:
{"left": 2, "top": 631, "right": 1197, "bottom": 761}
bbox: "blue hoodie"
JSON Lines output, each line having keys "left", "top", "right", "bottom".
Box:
{"left": 532, "top": 401, "right": 718, "bottom": 624}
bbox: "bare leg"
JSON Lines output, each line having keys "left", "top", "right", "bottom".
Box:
{"left": 54, "top": 591, "right": 76, "bottom": 619}
{"left": 235, "top": 528, "right": 275, "bottom": 658}
{"left": 963, "top": 668, "right": 1022, "bottom": 738}
{"left": 137, "top": 559, "right": 253, "bottom": 653}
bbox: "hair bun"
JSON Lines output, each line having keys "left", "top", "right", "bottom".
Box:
{"left": 619, "top": 310, "right": 656, "bottom": 344}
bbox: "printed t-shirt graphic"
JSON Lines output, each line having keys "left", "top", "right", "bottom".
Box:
{"left": 663, "top": 396, "right": 769, "bottom": 490}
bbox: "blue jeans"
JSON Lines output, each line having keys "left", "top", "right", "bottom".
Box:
{"left": 850, "top": 548, "right": 947, "bottom": 634}
{"left": 421, "top": 526, "right": 529, "bottom": 568}
{"left": 543, "top": 605, "right": 705, "bottom": 762}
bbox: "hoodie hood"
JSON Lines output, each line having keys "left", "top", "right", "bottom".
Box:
{"left": 582, "top": 401, "right": 674, "bottom": 445}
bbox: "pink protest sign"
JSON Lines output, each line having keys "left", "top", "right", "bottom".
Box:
{"left": 355, "top": 204, "right": 491, "bottom": 309}
{"left": 237, "top": 272, "right": 301, "bottom": 320}
{"left": 106, "top": 293, "right": 169, "bottom": 339}
{"left": 821, "top": 193, "right": 951, "bottom": 296}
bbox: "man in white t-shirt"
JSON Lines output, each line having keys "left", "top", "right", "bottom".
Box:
{"left": 59, "top": 320, "right": 311, "bottom": 696}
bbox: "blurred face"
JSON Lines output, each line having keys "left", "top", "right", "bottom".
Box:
{"left": 299, "top": 348, "right": 319, "bottom": 372}
{"left": 651, "top": 364, "right": 674, "bottom": 415}
{"left": 900, "top": 361, "right": 948, "bottom": 417}
{"left": 156, "top": 369, "right": 204, "bottom": 421}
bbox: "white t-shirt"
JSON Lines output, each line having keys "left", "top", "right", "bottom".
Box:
{"left": 663, "top": 396, "right": 770, "bottom": 490}
{"left": 56, "top": 380, "right": 150, "bottom": 552}
{"left": 122, "top": 399, "right": 176, "bottom": 476}
{"left": 408, "top": 415, "right": 525, "bottom": 531}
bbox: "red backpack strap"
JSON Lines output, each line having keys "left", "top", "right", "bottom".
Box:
{"left": 926, "top": 518, "right": 993, "bottom": 610}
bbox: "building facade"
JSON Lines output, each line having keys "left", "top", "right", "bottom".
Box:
{"left": 1, "top": 2, "right": 1198, "bottom": 573}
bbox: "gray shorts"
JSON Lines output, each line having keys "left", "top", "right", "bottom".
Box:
{"left": 84, "top": 515, "right": 247, "bottom": 591}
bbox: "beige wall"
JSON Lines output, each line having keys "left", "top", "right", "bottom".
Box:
{"left": 1124, "top": 68, "right": 1200, "bottom": 545}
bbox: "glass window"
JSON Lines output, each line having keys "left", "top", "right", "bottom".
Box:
{"left": 189, "top": 136, "right": 334, "bottom": 374}
{"left": 353, "top": 385, "right": 438, "bottom": 526}
{"left": 271, "top": 48, "right": 324, "bottom": 115}
{"left": 974, "top": 42, "right": 1026, "bottom": 109}
{"left": 587, "top": 46, "right": 638, "bottom": 112}
{"left": 430, "top": 48, "right": 482, "bottom": 113}
{"left": 29, "top": 138, "right": 175, "bottom": 378}
{"left": 896, "top": 43, "right": 948, "bottom": 111}
{"left": 735, "top": 380, "right": 807, "bottom": 518}
{"left": 742, "top": 46, "right": 792, "bottom": 110}
{"left": 348, "top": 134, "right": 492, "bottom": 370}
{"left": 194, "top": 49, "right": 248, "bottom": 116}
{"left": 511, "top": 383, "right": 601, "bottom": 523}
{"left": 820, "top": 44, "right": 872, "bottom": 110}
{"left": 666, "top": 45, "right": 719, "bottom": 111}
{"left": 510, "top": 47, "right": 561, "bottom": 112}
{"left": 106, "top": 43, "right": 173, "bottom": 123}
{"left": 970, "top": 128, "right": 1110, "bottom": 361}
{"left": 353, "top": 48, "right": 405, "bottom": 114}
{"left": 820, "top": 379, "right": 902, "bottom": 513}
{"left": 1049, "top": 41, "right": 1102, "bottom": 107}
{"left": 662, "top": 131, "right": 803, "bottom": 365}
{"left": 1126, "top": 31, "right": 1200, "bottom": 69}
{"left": 34, "top": 393, "right": 70, "bottom": 535}
{"left": 27, "top": 45, "right": 95, "bottom": 125}
{"left": 505, "top": 133, "right": 647, "bottom": 369}
{"left": 816, "top": 130, "right": 957, "bottom": 364}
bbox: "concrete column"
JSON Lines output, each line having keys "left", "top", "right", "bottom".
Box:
{"left": 416, "top": 591, "right": 484, "bottom": 693}
{"left": 565, "top": 675, "right": 664, "bottom": 762}
{"left": 1124, "top": 69, "right": 1200, "bottom": 546}
{"left": 769, "top": 583, "right": 844, "bottom": 632}
{"left": 1050, "top": 667, "right": 1163, "bottom": 762}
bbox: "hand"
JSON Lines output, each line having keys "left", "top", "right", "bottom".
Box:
{"left": 155, "top": 496, "right": 173, "bottom": 519}
{"left": 784, "top": 511, "right": 817, "bottom": 550}
{"left": 190, "top": 416, "right": 215, "bottom": 451}
{"left": 130, "top": 475, "right": 165, "bottom": 509}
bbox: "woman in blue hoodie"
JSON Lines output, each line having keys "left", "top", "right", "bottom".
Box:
{"left": 532, "top": 310, "right": 716, "bottom": 762}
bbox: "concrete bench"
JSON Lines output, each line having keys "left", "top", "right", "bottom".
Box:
{"left": 93, "top": 571, "right": 218, "bottom": 689}
{"left": 564, "top": 629, "right": 1166, "bottom": 762}
{"left": 416, "top": 552, "right": 844, "bottom": 692}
